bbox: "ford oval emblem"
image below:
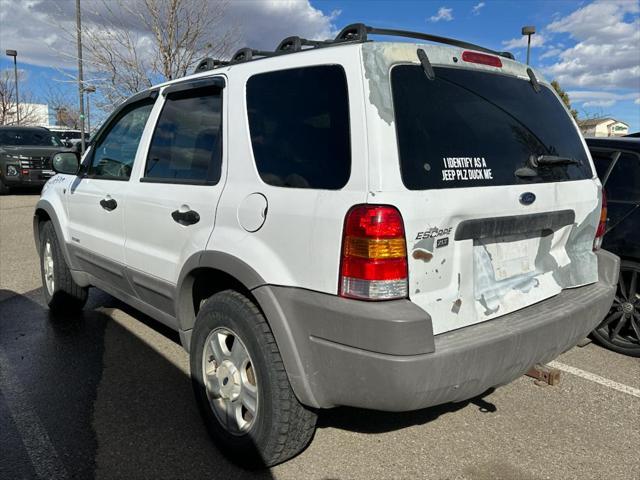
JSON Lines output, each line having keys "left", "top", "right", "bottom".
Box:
{"left": 520, "top": 192, "right": 536, "bottom": 206}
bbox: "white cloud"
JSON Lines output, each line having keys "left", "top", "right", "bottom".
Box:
{"left": 0, "top": 0, "right": 339, "bottom": 70}
{"left": 502, "top": 33, "right": 546, "bottom": 50}
{"left": 636, "top": 98, "right": 640, "bottom": 105}
{"left": 539, "top": 47, "right": 562, "bottom": 59}
{"left": 565, "top": 90, "right": 639, "bottom": 108}
{"left": 429, "top": 7, "right": 453, "bottom": 22}
{"left": 472, "top": 2, "right": 485, "bottom": 15}
{"left": 544, "top": 0, "right": 640, "bottom": 90}
{"left": 582, "top": 99, "right": 616, "bottom": 108}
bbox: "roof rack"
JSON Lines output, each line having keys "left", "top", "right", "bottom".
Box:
{"left": 191, "top": 23, "right": 513, "bottom": 74}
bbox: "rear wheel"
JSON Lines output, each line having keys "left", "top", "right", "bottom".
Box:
{"left": 592, "top": 260, "right": 640, "bottom": 357}
{"left": 190, "top": 290, "right": 317, "bottom": 467}
{"left": 39, "top": 221, "right": 88, "bottom": 313}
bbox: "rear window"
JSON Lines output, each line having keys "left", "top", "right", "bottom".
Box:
{"left": 246, "top": 65, "right": 351, "bottom": 189}
{"left": 391, "top": 66, "right": 592, "bottom": 190}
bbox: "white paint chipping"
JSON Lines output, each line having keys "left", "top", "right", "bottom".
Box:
{"left": 549, "top": 360, "right": 640, "bottom": 398}
{"left": 0, "top": 349, "right": 69, "bottom": 480}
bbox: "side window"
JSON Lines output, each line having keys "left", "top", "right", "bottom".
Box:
{"left": 591, "top": 151, "right": 611, "bottom": 179}
{"left": 143, "top": 87, "right": 222, "bottom": 184}
{"left": 246, "top": 65, "right": 351, "bottom": 189}
{"left": 89, "top": 100, "right": 154, "bottom": 179}
{"left": 603, "top": 152, "right": 640, "bottom": 202}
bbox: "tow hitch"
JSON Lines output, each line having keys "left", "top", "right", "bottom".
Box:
{"left": 526, "top": 364, "right": 561, "bottom": 386}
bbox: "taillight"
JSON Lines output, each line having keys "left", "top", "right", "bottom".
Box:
{"left": 462, "top": 50, "right": 502, "bottom": 68}
{"left": 340, "top": 205, "right": 408, "bottom": 300}
{"left": 593, "top": 189, "right": 607, "bottom": 250}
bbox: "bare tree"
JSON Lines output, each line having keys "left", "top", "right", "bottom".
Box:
{"left": 56, "top": 0, "right": 238, "bottom": 109}
{"left": 0, "top": 70, "right": 40, "bottom": 126}
{"left": 45, "top": 85, "right": 82, "bottom": 129}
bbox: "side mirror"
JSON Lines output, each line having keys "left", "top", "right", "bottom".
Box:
{"left": 51, "top": 152, "right": 80, "bottom": 175}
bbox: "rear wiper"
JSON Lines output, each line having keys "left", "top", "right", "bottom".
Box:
{"left": 514, "top": 155, "right": 581, "bottom": 178}
{"left": 532, "top": 155, "right": 581, "bottom": 166}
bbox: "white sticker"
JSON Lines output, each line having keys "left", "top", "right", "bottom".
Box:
{"left": 441, "top": 157, "right": 493, "bottom": 182}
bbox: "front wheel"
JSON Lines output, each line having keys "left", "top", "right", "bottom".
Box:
{"left": 190, "top": 290, "right": 317, "bottom": 467}
{"left": 591, "top": 260, "right": 640, "bottom": 357}
{"left": 39, "top": 221, "right": 88, "bottom": 312}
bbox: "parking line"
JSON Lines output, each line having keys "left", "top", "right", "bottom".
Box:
{"left": 549, "top": 360, "right": 640, "bottom": 398}
{"left": 0, "top": 349, "right": 69, "bottom": 480}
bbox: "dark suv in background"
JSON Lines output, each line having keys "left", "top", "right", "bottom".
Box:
{"left": 0, "top": 126, "right": 70, "bottom": 194}
{"left": 588, "top": 136, "right": 640, "bottom": 356}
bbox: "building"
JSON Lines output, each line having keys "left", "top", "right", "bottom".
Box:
{"left": 1, "top": 102, "right": 52, "bottom": 127}
{"left": 578, "top": 117, "right": 629, "bottom": 137}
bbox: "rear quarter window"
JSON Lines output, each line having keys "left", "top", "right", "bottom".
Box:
{"left": 246, "top": 65, "right": 351, "bottom": 189}
{"left": 391, "top": 65, "right": 592, "bottom": 190}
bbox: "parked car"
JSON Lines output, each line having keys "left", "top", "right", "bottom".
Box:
{"left": 0, "top": 126, "right": 70, "bottom": 194}
{"left": 48, "top": 127, "right": 91, "bottom": 148}
{"left": 33, "top": 24, "right": 618, "bottom": 467}
{"left": 587, "top": 136, "right": 640, "bottom": 356}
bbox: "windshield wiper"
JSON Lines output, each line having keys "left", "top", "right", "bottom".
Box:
{"left": 417, "top": 48, "right": 435, "bottom": 81}
{"left": 532, "top": 155, "right": 581, "bottom": 166}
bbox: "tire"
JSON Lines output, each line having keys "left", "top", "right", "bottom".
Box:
{"left": 190, "top": 290, "right": 317, "bottom": 468}
{"left": 0, "top": 178, "right": 9, "bottom": 195}
{"left": 591, "top": 260, "right": 640, "bottom": 357}
{"left": 39, "top": 221, "right": 88, "bottom": 312}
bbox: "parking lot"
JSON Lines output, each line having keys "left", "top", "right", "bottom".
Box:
{"left": 1, "top": 192, "right": 639, "bottom": 480}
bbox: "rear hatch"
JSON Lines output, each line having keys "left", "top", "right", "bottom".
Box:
{"left": 363, "top": 44, "right": 600, "bottom": 335}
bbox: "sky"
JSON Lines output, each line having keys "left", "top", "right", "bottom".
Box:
{"left": 0, "top": 0, "right": 638, "bottom": 132}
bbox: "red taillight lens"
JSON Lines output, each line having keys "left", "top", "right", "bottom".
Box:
{"left": 594, "top": 189, "right": 607, "bottom": 250}
{"left": 340, "top": 205, "right": 408, "bottom": 300}
{"left": 462, "top": 50, "right": 502, "bottom": 68}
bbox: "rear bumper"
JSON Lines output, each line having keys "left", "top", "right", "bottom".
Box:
{"left": 254, "top": 249, "right": 619, "bottom": 411}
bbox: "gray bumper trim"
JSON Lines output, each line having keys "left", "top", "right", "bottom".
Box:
{"left": 256, "top": 250, "right": 619, "bottom": 411}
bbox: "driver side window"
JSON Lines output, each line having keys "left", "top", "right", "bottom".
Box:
{"left": 88, "top": 100, "right": 154, "bottom": 179}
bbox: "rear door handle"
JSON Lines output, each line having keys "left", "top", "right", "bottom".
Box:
{"left": 171, "top": 208, "right": 200, "bottom": 226}
{"left": 100, "top": 198, "right": 117, "bottom": 211}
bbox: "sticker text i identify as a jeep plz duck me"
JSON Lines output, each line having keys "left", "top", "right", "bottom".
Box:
{"left": 441, "top": 157, "right": 493, "bottom": 182}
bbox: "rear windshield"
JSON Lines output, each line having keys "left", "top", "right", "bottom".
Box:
{"left": 0, "top": 129, "right": 64, "bottom": 147}
{"left": 391, "top": 66, "right": 592, "bottom": 190}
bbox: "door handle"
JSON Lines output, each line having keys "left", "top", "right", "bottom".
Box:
{"left": 171, "top": 208, "right": 200, "bottom": 226}
{"left": 100, "top": 198, "right": 118, "bottom": 211}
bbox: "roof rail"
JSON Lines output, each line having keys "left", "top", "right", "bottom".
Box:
{"left": 190, "top": 22, "right": 514, "bottom": 75}
{"left": 194, "top": 57, "right": 229, "bottom": 74}
{"left": 335, "top": 23, "right": 514, "bottom": 59}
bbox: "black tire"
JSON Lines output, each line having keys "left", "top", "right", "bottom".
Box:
{"left": 0, "top": 178, "right": 9, "bottom": 195}
{"left": 591, "top": 260, "right": 640, "bottom": 357}
{"left": 190, "top": 290, "right": 317, "bottom": 468}
{"left": 39, "top": 221, "right": 88, "bottom": 312}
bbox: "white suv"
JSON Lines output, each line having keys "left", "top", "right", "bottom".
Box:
{"left": 34, "top": 24, "right": 618, "bottom": 467}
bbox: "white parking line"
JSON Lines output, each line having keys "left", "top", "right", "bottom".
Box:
{"left": 0, "top": 349, "right": 69, "bottom": 480}
{"left": 549, "top": 360, "right": 640, "bottom": 398}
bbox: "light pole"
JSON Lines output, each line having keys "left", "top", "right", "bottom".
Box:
{"left": 76, "top": 0, "right": 86, "bottom": 153}
{"left": 521, "top": 26, "right": 536, "bottom": 65}
{"left": 5, "top": 49, "right": 19, "bottom": 125}
{"left": 83, "top": 85, "right": 96, "bottom": 136}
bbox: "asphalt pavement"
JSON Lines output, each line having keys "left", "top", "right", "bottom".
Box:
{"left": 1, "top": 193, "right": 639, "bottom": 480}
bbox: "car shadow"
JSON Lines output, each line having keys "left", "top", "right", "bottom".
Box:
{"left": 0, "top": 288, "right": 275, "bottom": 479}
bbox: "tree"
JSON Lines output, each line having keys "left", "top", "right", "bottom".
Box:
{"left": 57, "top": 0, "right": 238, "bottom": 109}
{"left": 0, "top": 70, "right": 39, "bottom": 125}
{"left": 551, "top": 80, "right": 578, "bottom": 121}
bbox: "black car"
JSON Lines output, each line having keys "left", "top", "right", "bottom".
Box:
{"left": 588, "top": 136, "right": 640, "bottom": 356}
{"left": 0, "top": 126, "right": 71, "bottom": 194}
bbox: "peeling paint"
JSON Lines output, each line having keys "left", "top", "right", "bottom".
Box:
{"left": 412, "top": 237, "right": 435, "bottom": 262}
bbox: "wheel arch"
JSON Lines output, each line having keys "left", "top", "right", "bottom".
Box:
{"left": 176, "top": 251, "right": 319, "bottom": 407}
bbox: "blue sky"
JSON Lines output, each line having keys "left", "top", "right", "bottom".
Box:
{"left": 1, "top": 0, "right": 638, "bottom": 132}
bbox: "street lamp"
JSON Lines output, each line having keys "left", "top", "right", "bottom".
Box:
{"left": 83, "top": 85, "right": 96, "bottom": 136}
{"left": 5, "top": 49, "right": 19, "bottom": 125}
{"left": 521, "top": 26, "right": 536, "bottom": 65}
